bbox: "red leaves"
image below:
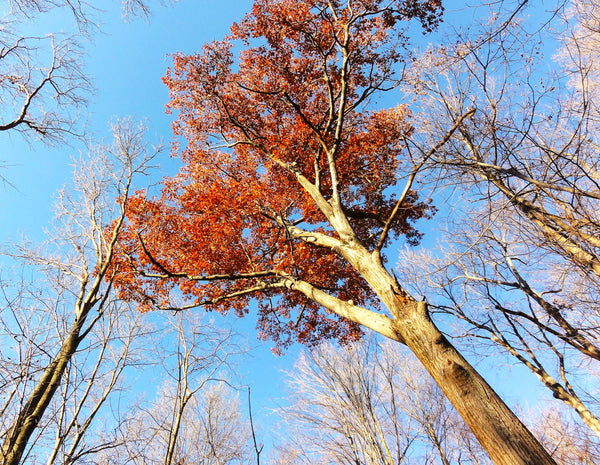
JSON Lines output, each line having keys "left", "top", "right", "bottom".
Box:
{"left": 115, "top": 0, "right": 441, "bottom": 350}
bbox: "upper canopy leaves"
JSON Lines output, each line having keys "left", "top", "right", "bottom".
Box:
{"left": 114, "top": 0, "right": 441, "bottom": 350}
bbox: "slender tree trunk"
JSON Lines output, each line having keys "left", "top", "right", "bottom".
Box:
{"left": 164, "top": 396, "right": 188, "bottom": 465}
{"left": 1, "top": 305, "right": 92, "bottom": 465}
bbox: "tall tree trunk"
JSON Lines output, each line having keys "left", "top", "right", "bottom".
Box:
{"left": 1, "top": 305, "right": 92, "bottom": 465}
{"left": 393, "top": 300, "right": 555, "bottom": 465}
{"left": 343, "top": 248, "right": 557, "bottom": 465}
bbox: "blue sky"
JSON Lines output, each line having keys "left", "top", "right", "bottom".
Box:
{"left": 0, "top": 0, "right": 557, "bottom": 450}
{"left": 0, "top": 0, "right": 252, "bottom": 242}
{"left": 0, "top": 0, "right": 304, "bottom": 442}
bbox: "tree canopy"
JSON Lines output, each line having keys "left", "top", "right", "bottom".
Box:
{"left": 115, "top": 0, "right": 440, "bottom": 349}
{"left": 6, "top": 0, "right": 600, "bottom": 463}
{"left": 112, "top": 2, "right": 560, "bottom": 463}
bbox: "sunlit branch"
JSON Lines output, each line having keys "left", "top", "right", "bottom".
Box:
{"left": 458, "top": 129, "right": 600, "bottom": 276}
{"left": 462, "top": 160, "right": 600, "bottom": 200}
{"left": 496, "top": 304, "right": 600, "bottom": 434}
{"left": 269, "top": 156, "right": 337, "bottom": 221}
{"left": 327, "top": 22, "right": 351, "bottom": 205}
{"left": 502, "top": 251, "right": 600, "bottom": 360}
{"left": 465, "top": 267, "right": 600, "bottom": 359}
{"left": 376, "top": 108, "right": 476, "bottom": 252}
{"left": 273, "top": 219, "right": 344, "bottom": 251}
{"left": 280, "top": 275, "right": 405, "bottom": 344}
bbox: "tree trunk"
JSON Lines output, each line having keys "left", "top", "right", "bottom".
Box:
{"left": 1, "top": 306, "right": 91, "bottom": 465}
{"left": 341, "top": 248, "right": 557, "bottom": 465}
{"left": 392, "top": 300, "right": 555, "bottom": 465}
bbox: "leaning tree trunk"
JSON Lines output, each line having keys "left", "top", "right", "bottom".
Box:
{"left": 0, "top": 302, "right": 94, "bottom": 465}
{"left": 393, "top": 300, "right": 555, "bottom": 465}
{"left": 345, "top": 248, "right": 557, "bottom": 465}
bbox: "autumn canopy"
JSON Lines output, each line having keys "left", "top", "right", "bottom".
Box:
{"left": 114, "top": 0, "right": 440, "bottom": 349}
{"left": 108, "top": 2, "right": 563, "bottom": 462}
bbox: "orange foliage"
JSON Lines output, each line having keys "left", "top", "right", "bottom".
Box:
{"left": 114, "top": 0, "right": 441, "bottom": 350}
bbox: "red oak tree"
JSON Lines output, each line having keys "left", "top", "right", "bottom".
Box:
{"left": 114, "top": 1, "right": 556, "bottom": 464}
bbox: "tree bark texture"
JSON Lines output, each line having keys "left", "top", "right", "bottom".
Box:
{"left": 342, "top": 246, "right": 557, "bottom": 465}
{"left": 0, "top": 305, "right": 91, "bottom": 465}
{"left": 394, "top": 301, "right": 555, "bottom": 465}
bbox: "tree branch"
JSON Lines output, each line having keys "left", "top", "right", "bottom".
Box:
{"left": 376, "top": 108, "right": 476, "bottom": 252}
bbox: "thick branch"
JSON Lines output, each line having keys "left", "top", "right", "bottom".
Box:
{"left": 281, "top": 275, "right": 405, "bottom": 344}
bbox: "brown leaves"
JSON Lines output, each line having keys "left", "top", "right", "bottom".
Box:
{"left": 115, "top": 0, "right": 441, "bottom": 349}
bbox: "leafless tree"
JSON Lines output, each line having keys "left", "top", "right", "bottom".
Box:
{"left": 0, "top": 272, "right": 65, "bottom": 464}
{"left": 6, "top": 0, "right": 176, "bottom": 23}
{"left": 276, "top": 338, "right": 491, "bottom": 465}
{"left": 0, "top": 18, "right": 88, "bottom": 141}
{"left": 0, "top": 119, "right": 160, "bottom": 465}
{"left": 397, "top": 0, "right": 600, "bottom": 439}
{"left": 100, "top": 312, "right": 253, "bottom": 465}
{"left": 0, "top": 0, "right": 177, "bottom": 147}
{"left": 533, "top": 406, "right": 600, "bottom": 465}
{"left": 0, "top": 268, "right": 156, "bottom": 465}
{"left": 42, "top": 302, "right": 153, "bottom": 465}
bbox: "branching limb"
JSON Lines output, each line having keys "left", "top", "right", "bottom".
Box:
{"left": 376, "top": 108, "right": 476, "bottom": 252}
{"left": 280, "top": 275, "right": 405, "bottom": 344}
{"left": 136, "top": 234, "right": 280, "bottom": 283}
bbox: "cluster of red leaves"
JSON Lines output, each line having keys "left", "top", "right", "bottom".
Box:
{"left": 113, "top": 0, "right": 441, "bottom": 350}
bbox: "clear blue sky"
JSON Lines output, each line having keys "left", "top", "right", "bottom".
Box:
{"left": 0, "top": 0, "right": 304, "bottom": 443}
{"left": 0, "top": 0, "right": 554, "bottom": 448}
